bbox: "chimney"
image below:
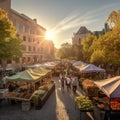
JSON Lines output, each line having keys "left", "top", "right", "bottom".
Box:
{"left": 0, "top": 0, "right": 11, "bottom": 11}
{"left": 33, "top": 18, "right": 37, "bottom": 24}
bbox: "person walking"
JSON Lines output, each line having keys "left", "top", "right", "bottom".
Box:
{"left": 71, "top": 75, "right": 78, "bottom": 93}
{"left": 59, "top": 72, "right": 65, "bottom": 92}
{"left": 65, "top": 75, "right": 71, "bottom": 92}
{"left": 61, "top": 75, "right": 65, "bottom": 92}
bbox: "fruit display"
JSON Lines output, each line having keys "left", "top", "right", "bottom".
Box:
{"left": 7, "top": 92, "right": 32, "bottom": 100}
{"left": 75, "top": 96, "right": 94, "bottom": 111}
{"left": 110, "top": 98, "right": 120, "bottom": 110}
{"left": 7, "top": 92, "right": 16, "bottom": 97}
{"left": 39, "top": 82, "right": 54, "bottom": 91}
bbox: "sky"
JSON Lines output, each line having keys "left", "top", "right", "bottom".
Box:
{"left": 11, "top": 0, "right": 120, "bottom": 48}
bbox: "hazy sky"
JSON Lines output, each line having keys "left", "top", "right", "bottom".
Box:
{"left": 11, "top": 0, "right": 120, "bottom": 48}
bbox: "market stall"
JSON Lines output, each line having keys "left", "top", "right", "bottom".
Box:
{"left": 75, "top": 96, "right": 94, "bottom": 120}
{"left": 76, "top": 64, "right": 105, "bottom": 79}
{"left": 94, "top": 76, "right": 120, "bottom": 119}
{"left": 5, "top": 68, "right": 54, "bottom": 111}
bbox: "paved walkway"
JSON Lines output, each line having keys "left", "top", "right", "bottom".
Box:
{"left": 0, "top": 76, "right": 102, "bottom": 120}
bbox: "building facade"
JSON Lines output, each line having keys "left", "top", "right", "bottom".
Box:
{"left": 0, "top": 0, "right": 55, "bottom": 70}
{"left": 72, "top": 26, "right": 91, "bottom": 45}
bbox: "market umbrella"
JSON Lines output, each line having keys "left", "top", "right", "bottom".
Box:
{"left": 94, "top": 76, "right": 120, "bottom": 98}
{"left": 79, "top": 64, "right": 105, "bottom": 73}
{"left": 6, "top": 68, "right": 49, "bottom": 83}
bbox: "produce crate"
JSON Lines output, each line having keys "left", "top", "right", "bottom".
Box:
{"left": 110, "top": 98, "right": 120, "bottom": 111}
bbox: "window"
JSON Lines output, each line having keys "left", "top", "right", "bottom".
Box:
{"left": 23, "top": 36, "right": 26, "bottom": 41}
{"left": 23, "top": 25, "right": 26, "bottom": 33}
{"left": 28, "top": 28, "right": 31, "bottom": 35}
{"left": 23, "top": 46, "right": 27, "bottom": 52}
{"left": 16, "top": 23, "right": 20, "bottom": 31}
{"left": 28, "top": 57, "right": 30, "bottom": 62}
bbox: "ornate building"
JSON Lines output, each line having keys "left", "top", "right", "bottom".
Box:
{"left": 0, "top": 0, "right": 55, "bottom": 70}
{"left": 72, "top": 26, "right": 91, "bottom": 45}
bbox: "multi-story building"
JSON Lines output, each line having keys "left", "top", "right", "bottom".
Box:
{"left": 0, "top": 0, "right": 55, "bottom": 70}
{"left": 72, "top": 26, "right": 91, "bottom": 45}
{"left": 72, "top": 23, "right": 110, "bottom": 45}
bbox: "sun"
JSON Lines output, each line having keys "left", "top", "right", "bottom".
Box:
{"left": 45, "top": 30, "right": 55, "bottom": 40}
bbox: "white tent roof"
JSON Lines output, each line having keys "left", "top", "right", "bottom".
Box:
{"left": 94, "top": 76, "right": 120, "bottom": 98}
{"left": 26, "top": 61, "right": 60, "bottom": 69}
{"left": 73, "top": 61, "right": 86, "bottom": 66}
{"left": 26, "top": 64, "right": 48, "bottom": 69}
{"left": 78, "top": 64, "right": 105, "bottom": 73}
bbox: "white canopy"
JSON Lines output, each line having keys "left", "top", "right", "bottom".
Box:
{"left": 94, "top": 76, "right": 120, "bottom": 98}
{"left": 26, "top": 61, "right": 60, "bottom": 69}
{"left": 73, "top": 61, "right": 86, "bottom": 66}
{"left": 26, "top": 64, "right": 48, "bottom": 69}
{"left": 43, "top": 61, "right": 60, "bottom": 69}
{"left": 78, "top": 64, "right": 105, "bottom": 73}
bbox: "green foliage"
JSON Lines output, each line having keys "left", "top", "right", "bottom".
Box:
{"left": 0, "top": 8, "right": 24, "bottom": 63}
{"left": 57, "top": 42, "right": 72, "bottom": 59}
{"left": 58, "top": 10, "right": 120, "bottom": 67}
{"left": 0, "top": 8, "right": 16, "bottom": 39}
{"left": 72, "top": 44, "right": 83, "bottom": 60}
{"left": 57, "top": 42, "right": 83, "bottom": 60}
{"left": 90, "top": 50, "right": 105, "bottom": 64}
{"left": 81, "top": 34, "right": 96, "bottom": 62}
{"left": 107, "top": 10, "right": 120, "bottom": 27}
{"left": 75, "top": 96, "right": 94, "bottom": 110}
{"left": 90, "top": 26, "right": 120, "bottom": 65}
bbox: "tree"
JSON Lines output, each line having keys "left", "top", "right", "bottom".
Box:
{"left": 90, "top": 27, "right": 120, "bottom": 66}
{"left": 81, "top": 34, "right": 96, "bottom": 62}
{"left": 57, "top": 42, "right": 72, "bottom": 59}
{"left": 0, "top": 8, "right": 24, "bottom": 69}
{"left": 107, "top": 10, "right": 120, "bottom": 27}
{"left": 72, "top": 44, "right": 83, "bottom": 60}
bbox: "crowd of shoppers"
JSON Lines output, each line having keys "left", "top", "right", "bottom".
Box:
{"left": 59, "top": 72, "right": 78, "bottom": 93}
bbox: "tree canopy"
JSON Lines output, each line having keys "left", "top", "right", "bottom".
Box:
{"left": 57, "top": 9, "right": 120, "bottom": 70}
{"left": 0, "top": 8, "right": 24, "bottom": 67}
{"left": 107, "top": 10, "right": 120, "bottom": 27}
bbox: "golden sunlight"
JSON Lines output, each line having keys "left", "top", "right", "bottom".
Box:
{"left": 45, "top": 30, "right": 56, "bottom": 40}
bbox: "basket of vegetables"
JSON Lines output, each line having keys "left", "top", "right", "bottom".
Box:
{"left": 75, "top": 96, "right": 94, "bottom": 112}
